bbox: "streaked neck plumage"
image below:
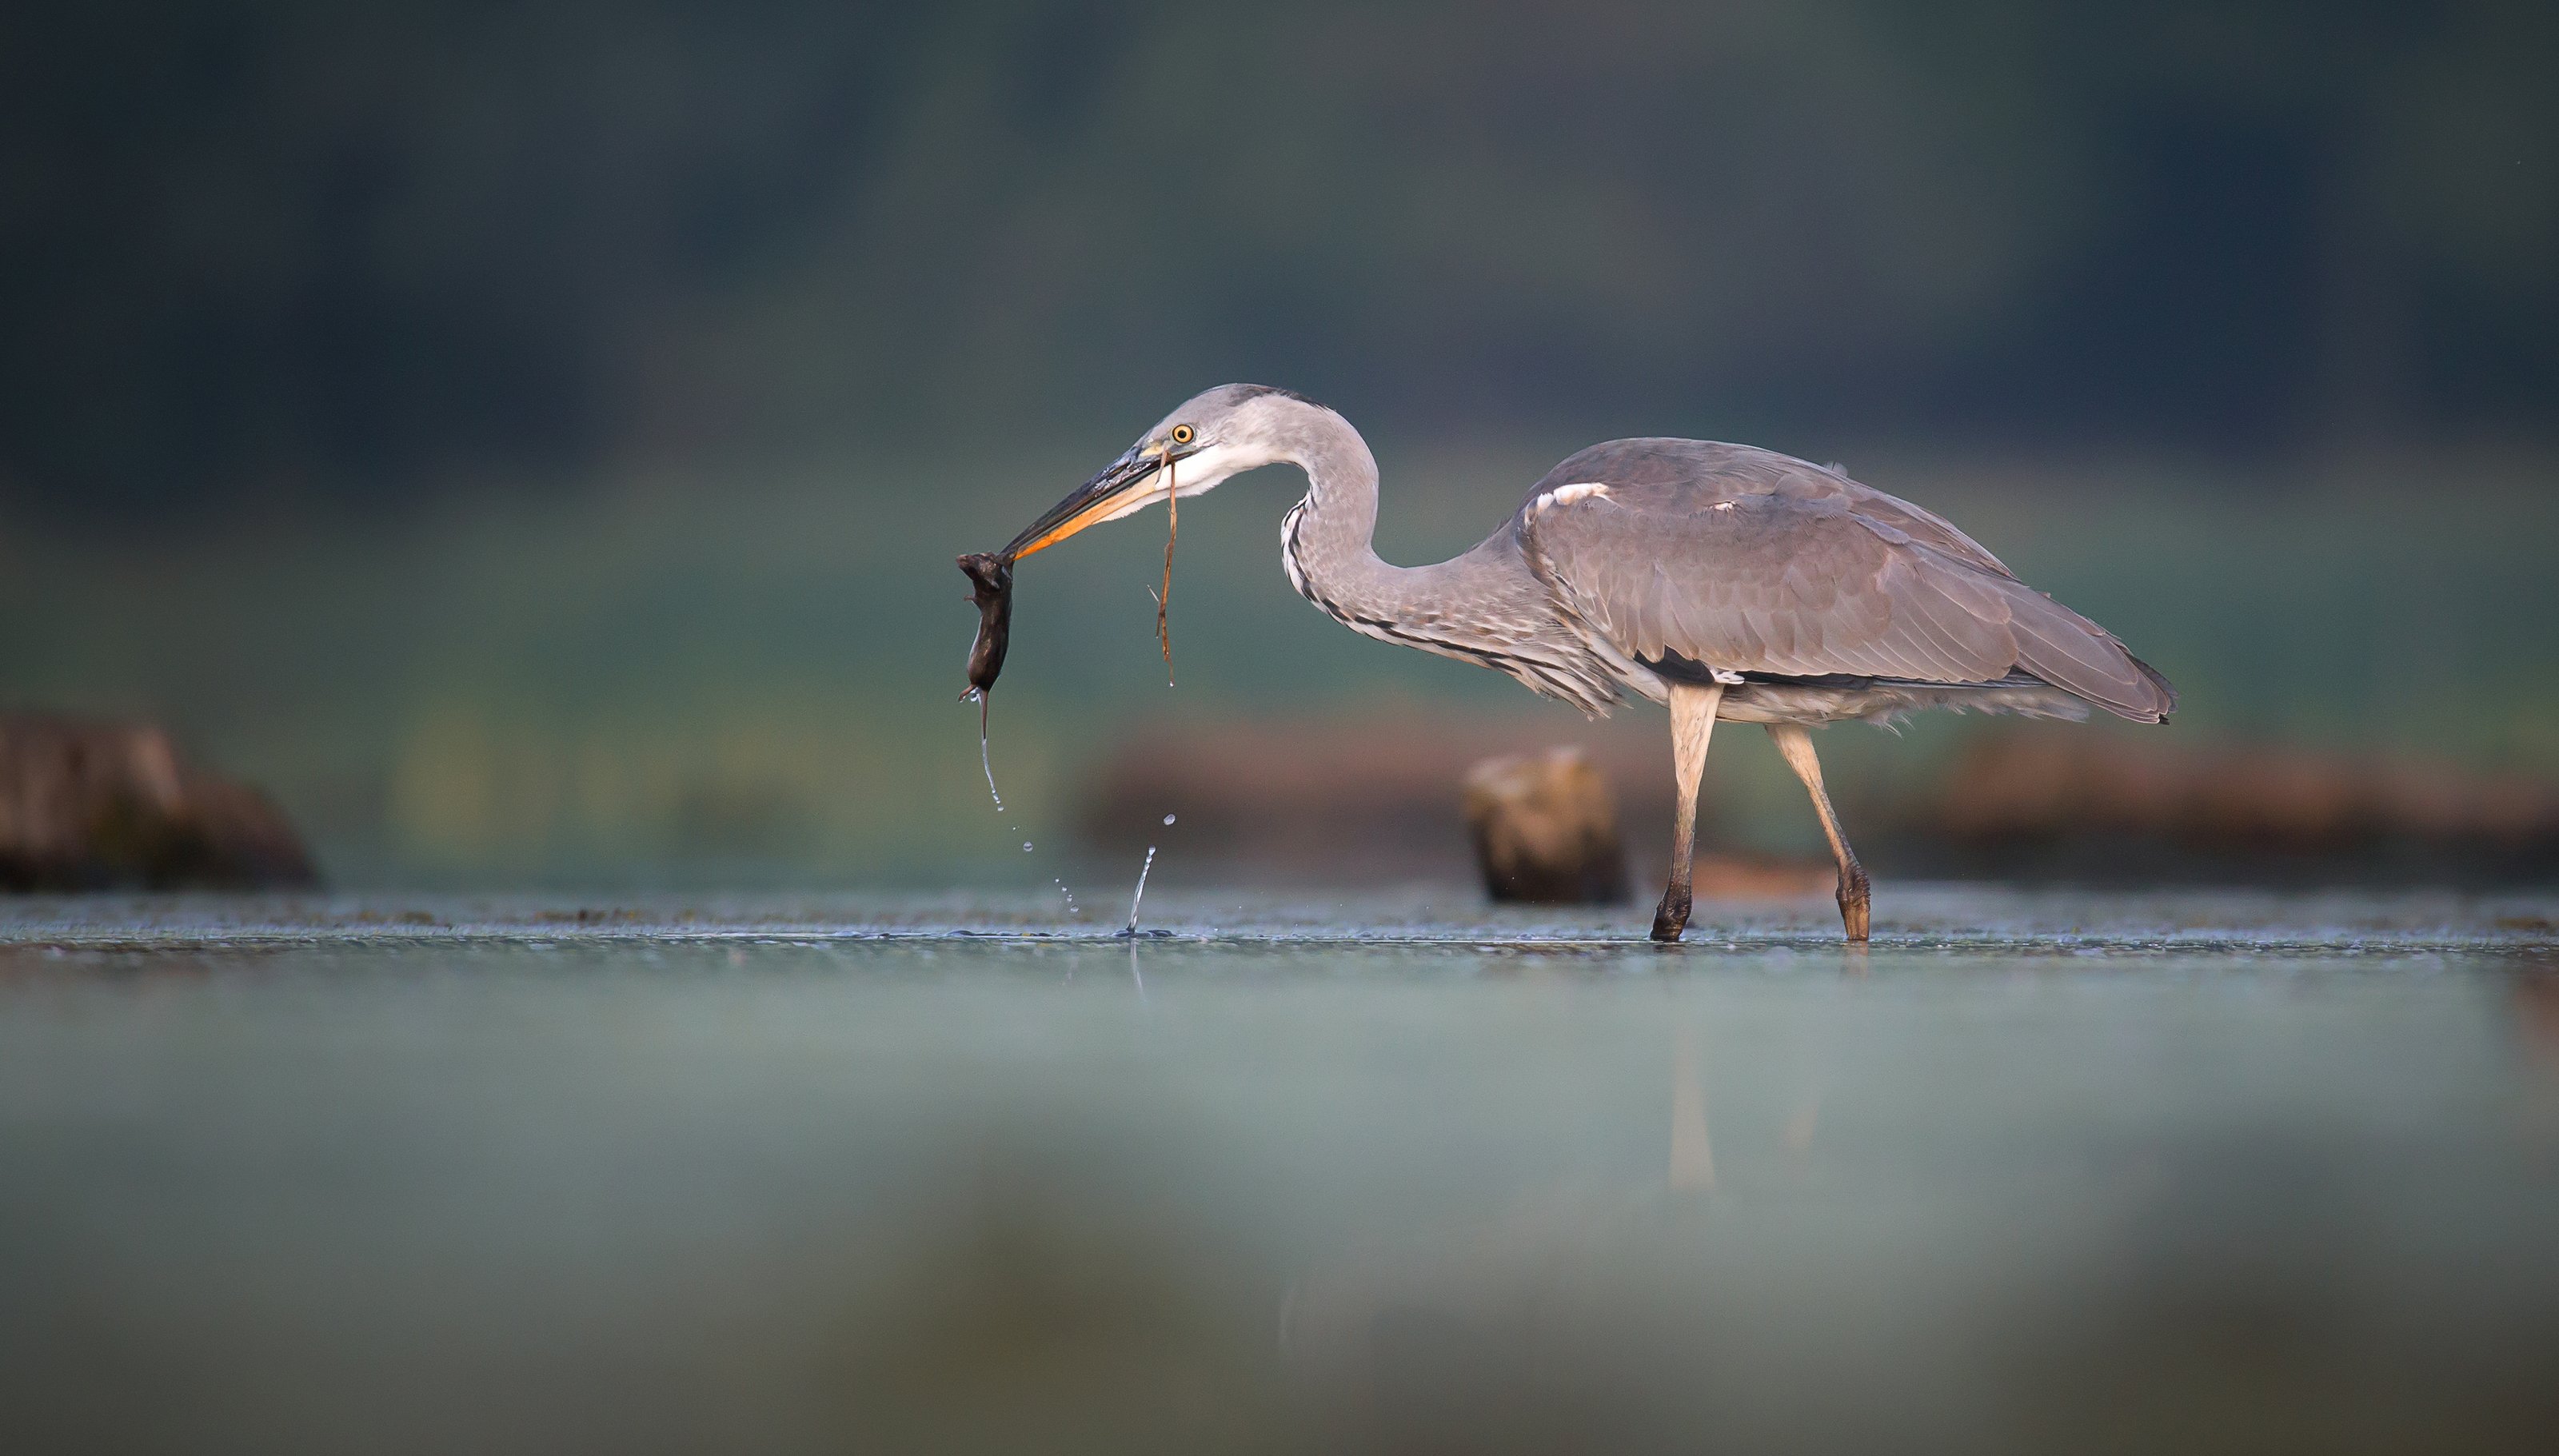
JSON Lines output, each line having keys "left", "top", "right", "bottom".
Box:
{"left": 1268, "top": 401, "right": 1622, "bottom": 713}
{"left": 1272, "top": 404, "right": 1395, "bottom": 614}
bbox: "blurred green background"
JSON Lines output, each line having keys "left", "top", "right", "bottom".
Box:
{"left": 3, "top": 1, "right": 2555, "bottom": 885}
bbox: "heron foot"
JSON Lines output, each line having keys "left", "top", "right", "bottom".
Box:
{"left": 1651, "top": 885, "right": 1691, "bottom": 943}
{"left": 1837, "top": 863, "right": 1870, "bottom": 943}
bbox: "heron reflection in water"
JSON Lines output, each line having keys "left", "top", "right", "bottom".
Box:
{"left": 999, "top": 385, "right": 2174, "bottom": 943}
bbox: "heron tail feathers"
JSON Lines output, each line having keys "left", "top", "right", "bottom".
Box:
{"left": 2002, "top": 584, "right": 2178, "bottom": 724}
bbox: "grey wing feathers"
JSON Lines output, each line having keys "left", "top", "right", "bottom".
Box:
{"left": 1534, "top": 439, "right": 2017, "bottom": 576}
{"left": 1517, "top": 443, "right": 2176, "bottom": 723}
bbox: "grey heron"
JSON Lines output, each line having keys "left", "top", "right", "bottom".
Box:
{"left": 996, "top": 385, "right": 2174, "bottom": 943}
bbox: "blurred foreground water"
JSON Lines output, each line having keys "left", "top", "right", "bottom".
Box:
{"left": 5, "top": 886, "right": 2557, "bottom": 1454}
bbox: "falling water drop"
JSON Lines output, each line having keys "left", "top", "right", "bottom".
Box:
{"left": 1163, "top": 814, "right": 1177, "bottom": 826}
{"left": 976, "top": 709, "right": 1004, "bottom": 812}
{"left": 1022, "top": 841, "right": 1034, "bottom": 852}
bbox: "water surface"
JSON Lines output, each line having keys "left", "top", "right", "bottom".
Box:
{"left": 4, "top": 887, "right": 2556, "bottom": 1454}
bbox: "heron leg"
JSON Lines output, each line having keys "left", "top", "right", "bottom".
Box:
{"left": 1766, "top": 724, "right": 1870, "bottom": 942}
{"left": 1651, "top": 681, "right": 1725, "bottom": 943}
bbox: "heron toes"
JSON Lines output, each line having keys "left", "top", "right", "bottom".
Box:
{"left": 1651, "top": 886, "right": 1692, "bottom": 943}
{"left": 1837, "top": 863, "right": 1871, "bottom": 943}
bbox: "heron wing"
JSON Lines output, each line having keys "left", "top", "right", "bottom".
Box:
{"left": 1529, "top": 439, "right": 2019, "bottom": 577}
{"left": 1516, "top": 453, "right": 2174, "bottom": 721}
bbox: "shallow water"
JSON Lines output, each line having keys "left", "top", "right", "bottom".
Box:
{"left": 4, "top": 886, "right": 2557, "bottom": 1454}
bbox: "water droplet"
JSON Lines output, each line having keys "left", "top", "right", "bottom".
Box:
{"left": 1022, "top": 841, "right": 1034, "bottom": 852}
{"left": 978, "top": 723, "right": 1004, "bottom": 812}
{"left": 1162, "top": 813, "right": 1177, "bottom": 825}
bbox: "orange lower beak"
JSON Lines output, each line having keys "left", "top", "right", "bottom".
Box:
{"left": 1010, "top": 486, "right": 1148, "bottom": 560}
{"left": 1002, "top": 445, "right": 1170, "bottom": 561}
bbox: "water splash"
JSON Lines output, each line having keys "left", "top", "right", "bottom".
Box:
{"left": 1119, "top": 845, "right": 1158, "bottom": 936}
{"left": 1054, "top": 879, "right": 1080, "bottom": 916}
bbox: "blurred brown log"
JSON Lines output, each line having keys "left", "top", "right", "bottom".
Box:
{"left": 1461, "top": 748, "right": 1628, "bottom": 904}
{"left": 1937, "top": 732, "right": 2559, "bottom": 855}
{"left": 1075, "top": 711, "right": 1676, "bottom": 878}
{"left": 1073, "top": 711, "right": 1838, "bottom": 896}
{"left": 1079, "top": 712, "right": 2559, "bottom": 889}
{"left": 1687, "top": 856, "right": 1838, "bottom": 900}
{"left": 0, "top": 714, "right": 318, "bottom": 891}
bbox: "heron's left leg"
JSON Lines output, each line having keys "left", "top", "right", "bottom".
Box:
{"left": 1766, "top": 724, "right": 1870, "bottom": 942}
{"left": 1651, "top": 681, "right": 1725, "bottom": 943}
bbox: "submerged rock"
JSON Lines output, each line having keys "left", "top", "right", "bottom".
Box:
{"left": 0, "top": 714, "right": 318, "bottom": 891}
{"left": 1462, "top": 747, "right": 1629, "bottom": 904}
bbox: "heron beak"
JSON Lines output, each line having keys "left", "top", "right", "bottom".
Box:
{"left": 1004, "top": 441, "right": 1192, "bottom": 561}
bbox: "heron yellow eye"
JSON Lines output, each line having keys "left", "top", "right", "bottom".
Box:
{"left": 1170, "top": 424, "right": 1195, "bottom": 445}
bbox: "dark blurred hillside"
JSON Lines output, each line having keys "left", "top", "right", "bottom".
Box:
{"left": 3, "top": 0, "right": 2555, "bottom": 525}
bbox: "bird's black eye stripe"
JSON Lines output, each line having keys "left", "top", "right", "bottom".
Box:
{"left": 1170, "top": 424, "right": 1195, "bottom": 445}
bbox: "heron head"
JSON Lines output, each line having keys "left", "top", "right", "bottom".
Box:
{"left": 1003, "top": 384, "right": 1309, "bottom": 560}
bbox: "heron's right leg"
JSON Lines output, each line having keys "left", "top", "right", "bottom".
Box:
{"left": 1651, "top": 681, "right": 1725, "bottom": 943}
{"left": 1766, "top": 724, "right": 1870, "bottom": 942}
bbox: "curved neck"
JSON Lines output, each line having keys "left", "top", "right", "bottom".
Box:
{"left": 1283, "top": 405, "right": 1390, "bottom": 587}
{"left": 1275, "top": 403, "right": 1542, "bottom": 642}
{"left": 1262, "top": 397, "right": 1615, "bottom": 712}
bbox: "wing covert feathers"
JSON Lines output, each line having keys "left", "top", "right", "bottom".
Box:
{"left": 1518, "top": 444, "right": 2176, "bottom": 723}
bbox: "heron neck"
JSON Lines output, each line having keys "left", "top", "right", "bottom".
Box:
{"left": 1282, "top": 409, "right": 1531, "bottom": 636}
{"left": 1291, "top": 416, "right": 1382, "bottom": 558}
{"left": 1284, "top": 412, "right": 1420, "bottom": 609}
